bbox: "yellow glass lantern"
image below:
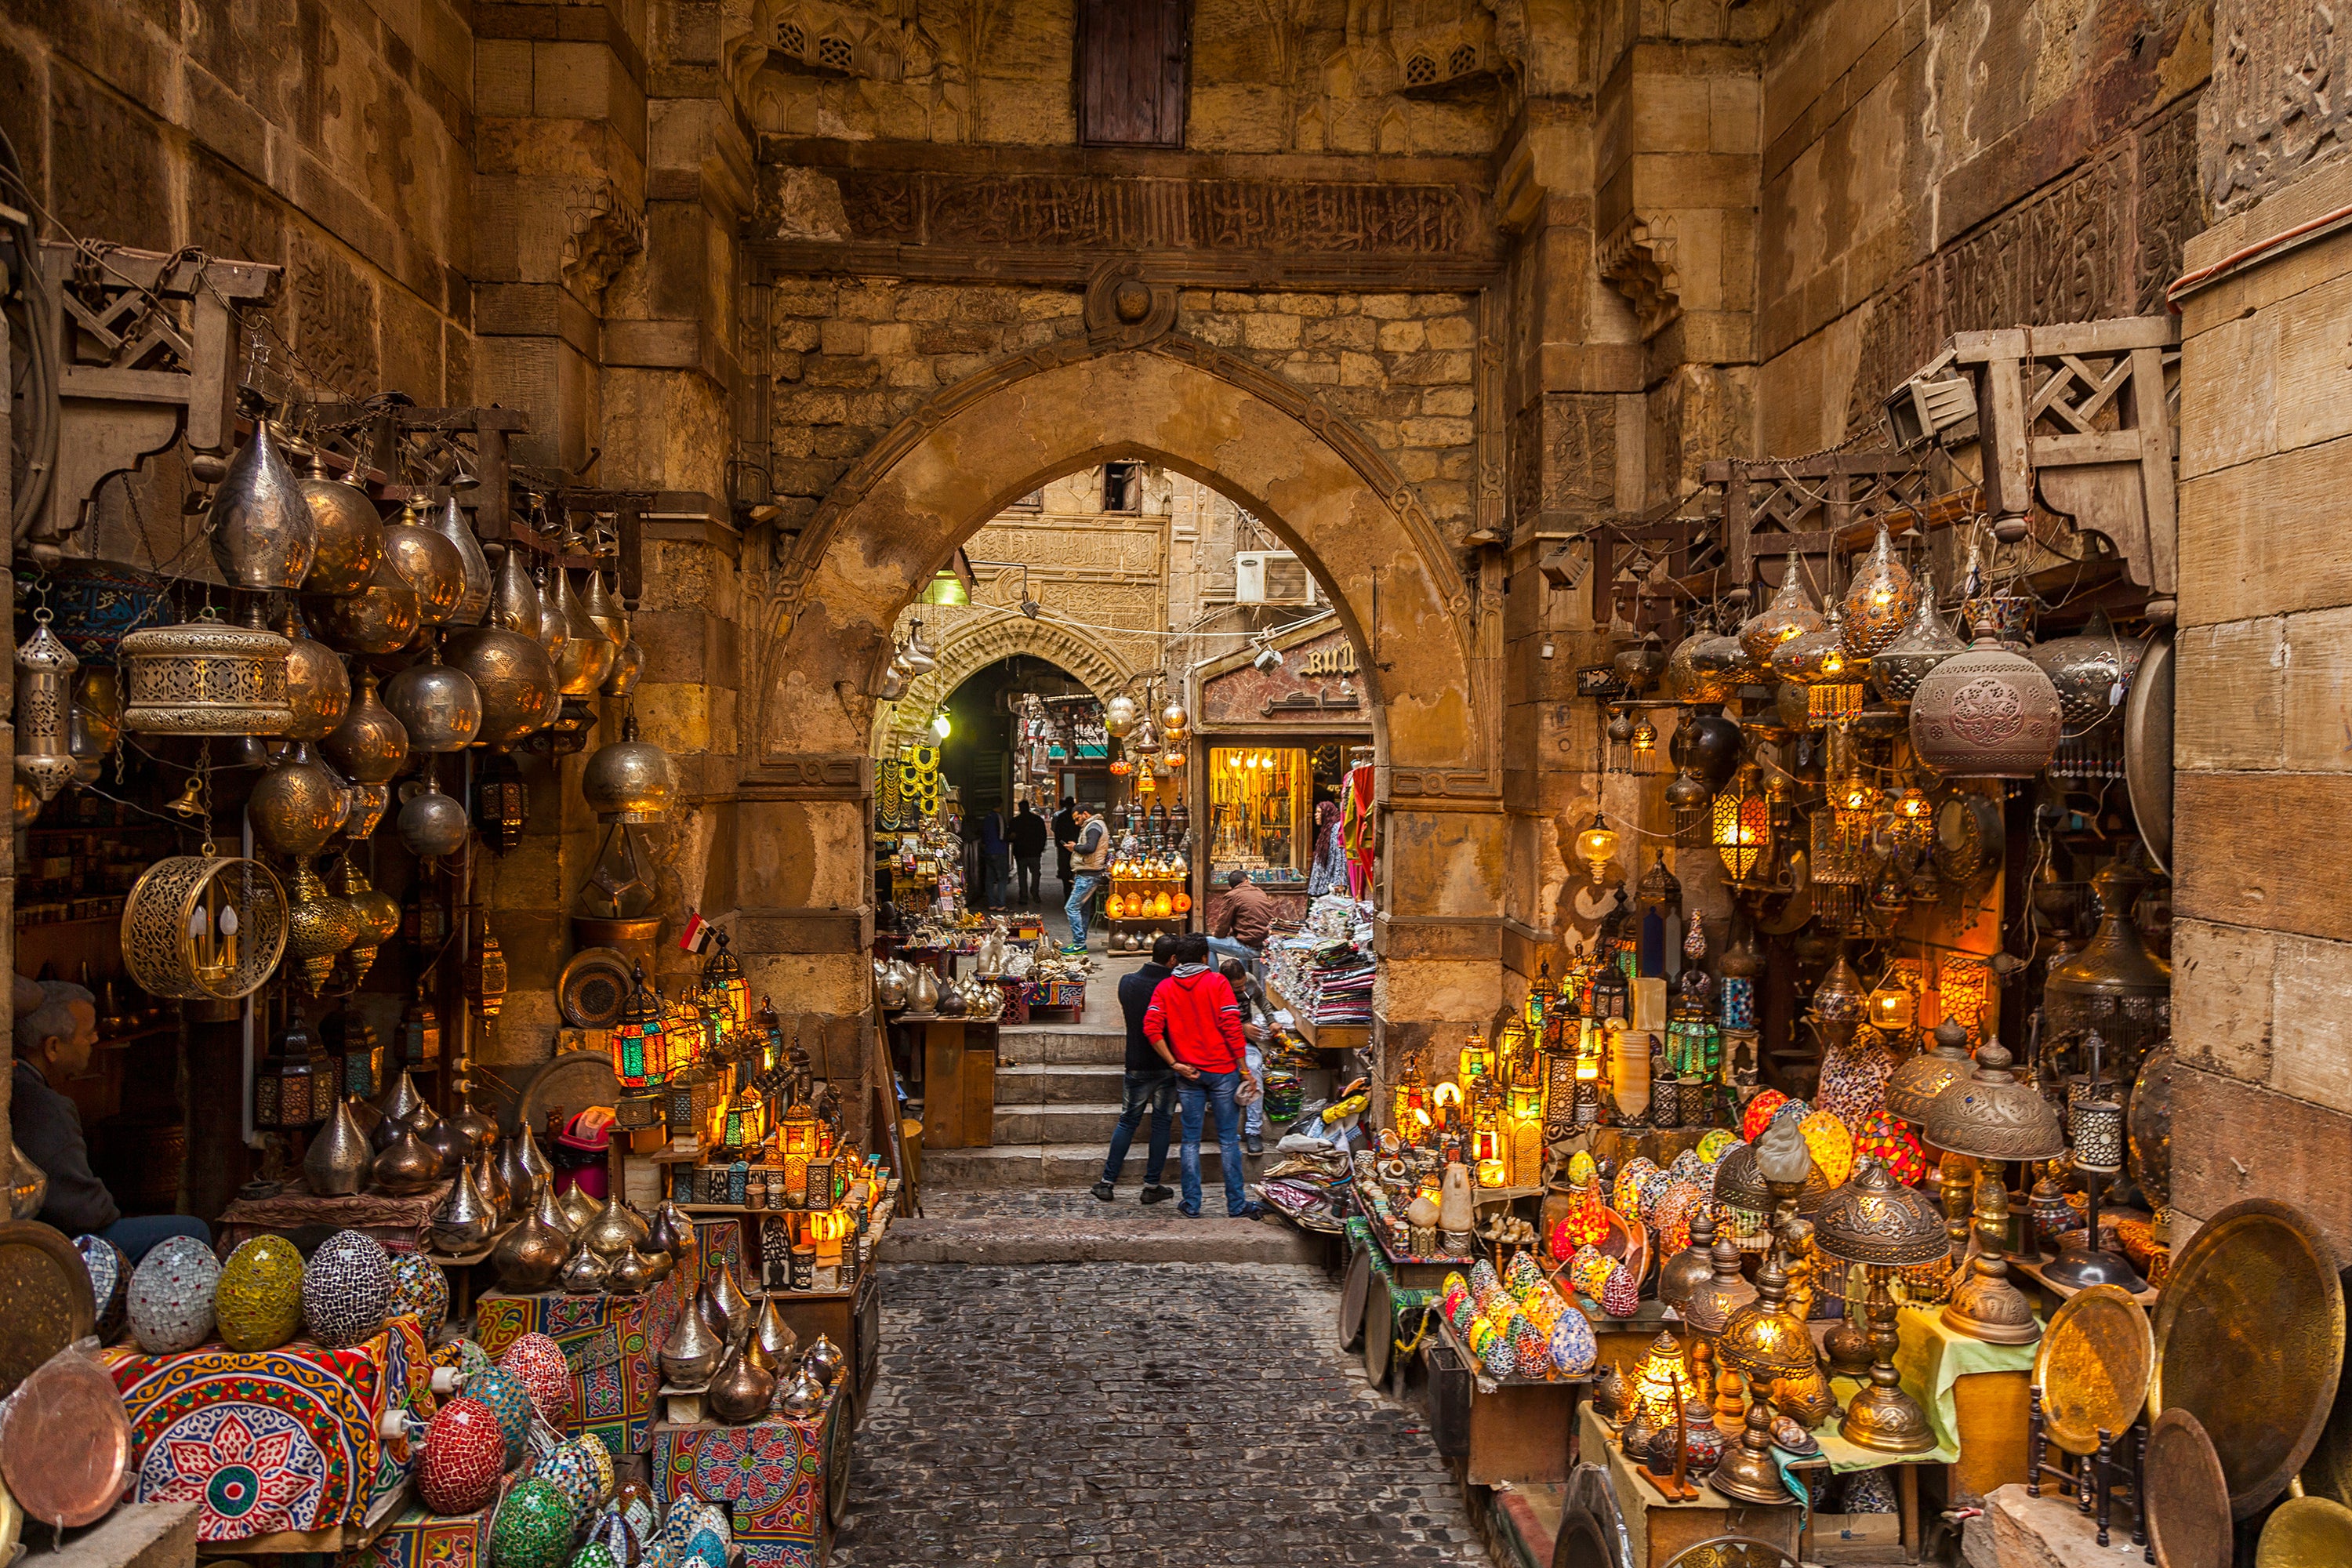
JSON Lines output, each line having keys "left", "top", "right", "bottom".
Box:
{"left": 701, "top": 928, "right": 750, "bottom": 1033}
{"left": 1711, "top": 765, "right": 1770, "bottom": 882}
{"left": 1867, "top": 971, "right": 1915, "bottom": 1033}
{"left": 1391, "top": 1052, "right": 1429, "bottom": 1134}
{"left": 609, "top": 962, "right": 668, "bottom": 1087}
{"left": 1472, "top": 1080, "right": 1509, "bottom": 1187}
{"left": 779, "top": 1094, "right": 820, "bottom": 1157}
{"left": 1576, "top": 813, "right": 1621, "bottom": 884}
{"left": 808, "top": 1207, "right": 851, "bottom": 1265}
{"left": 1624, "top": 1329, "right": 1692, "bottom": 1448}
{"left": 1457, "top": 1030, "right": 1494, "bottom": 1087}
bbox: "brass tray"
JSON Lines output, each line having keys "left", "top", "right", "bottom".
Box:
{"left": 557, "top": 946, "right": 633, "bottom": 1029}
{"left": 2144, "top": 1409, "right": 2231, "bottom": 1568}
{"left": 2152, "top": 1198, "right": 2345, "bottom": 1518}
{"left": 0, "top": 1221, "right": 93, "bottom": 1399}
{"left": 516, "top": 1050, "right": 621, "bottom": 1138}
{"left": 2258, "top": 1497, "right": 2352, "bottom": 1568}
{"left": 2125, "top": 630, "right": 2172, "bottom": 874}
{"left": 2034, "top": 1283, "right": 2152, "bottom": 1457}
{"left": 2304, "top": 1268, "right": 2352, "bottom": 1506}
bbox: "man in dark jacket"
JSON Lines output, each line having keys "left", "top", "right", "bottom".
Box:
{"left": 978, "top": 805, "right": 1009, "bottom": 910}
{"left": 13, "top": 978, "right": 210, "bottom": 1261}
{"left": 1051, "top": 797, "right": 1077, "bottom": 893}
{"left": 1208, "top": 869, "right": 1278, "bottom": 978}
{"left": 1143, "top": 933, "right": 1264, "bottom": 1219}
{"left": 1010, "top": 800, "right": 1049, "bottom": 906}
{"left": 1091, "top": 935, "right": 1178, "bottom": 1204}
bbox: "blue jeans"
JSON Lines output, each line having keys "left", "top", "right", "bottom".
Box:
{"left": 1066, "top": 873, "right": 1105, "bottom": 946}
{"left": 982, "top": 851, "right": 1010, "bottom": 908}
{"left": 1243, "top": 1042, "right": 1265, "bottom": 1136}
{"left": 1176, "top": 1069, "right": 1249, "bottom": 1216}
{"left": 1207, "top": 935, "right": 1263, "bottom": 982}
{"left": 95, "top": 1214, "right": 212, "bottom": 1264}
{"left": 1100, "top": 1069, "right": 1177, "bottom": 1186}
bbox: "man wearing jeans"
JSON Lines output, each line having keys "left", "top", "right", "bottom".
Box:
{"left": 1062, "top": 804, "right": 1108, "bottom": 951}
{"left": 1143, "top": 933, "right": 1264, "bottom": 1220}
{"left": 1091, "top": 934, "right": 1178, "bottom": 1204}
{"left": 977, "top": 804, "right": 1009, "bottom": 910}
{"left": 1207, "top": 869, "right": 1276, "bottom": 979}
{"left": 1220, "top": 958, "right": 1270, "bottom": 1156}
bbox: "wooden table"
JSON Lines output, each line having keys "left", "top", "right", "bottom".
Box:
{"left": 1575, "top": 1401, "right": 1806, "bottom": 1567}
{"left": 1430, "top": 1319, "right": 1586, "bottom": 1486}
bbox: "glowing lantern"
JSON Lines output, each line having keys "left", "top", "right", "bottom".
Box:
{"left": 701, "top": 928, "right": 750, "bottom": 1033}
{"left": 1576, "top": 813, "right": 1621, "bottom": 884}
{"left": 1457, "top": 1031, "right": 1494, "bottom": 1087}
{"left": 1798, "top": 1107, "right": 1855, "bottom": 1187}
{"left": 779, "top": 1094, "right": 819, "bottom": 1157}
{"left": 1711, "top": 764, "right": 1770, "bottom": 881}
{"left": 1551, "top": 1181, "right": 1610, "bottom": 1258}
{"left": 1868, "top": 970, "right": 1916, "bottom": 1033}
{"left": 808, "top": 1207, "right": 850, "bottom": 1265}
{"left": 610, "top": 963, "right": 668, "bottom": 1087}
{"left": 1740, "top": 1089, "right": 1788, "bottom": 1142}
{"left": 1854, "top": 1109, "right": 1928, "bottom": 1185}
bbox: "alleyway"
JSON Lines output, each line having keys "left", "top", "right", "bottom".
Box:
{"left": 830, "top": 1258, "right": 1488, "bottom": 1567}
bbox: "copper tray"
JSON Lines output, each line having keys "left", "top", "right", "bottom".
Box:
{"left": 2033, "top": 1283, "right": 2153, "bottom": 1457}
{"left": 2144, "top": 1408, "right": 2230, "bottom": 1568}
{"left": 2258, "top": 1497, "right": 2352, "bottom": 1568}
{"left": 517, "top": 1049, "right": 621, "bottom": 1135}
{"left": 2152, "top": 1198, "right": 2345, "bottom": 1517}
{"left": 0, "top": 1346, "right": 129, "bottom": 1528}
{"left": 557, "top": 946, "right": 633, "bottom": 1029}
{"left": 2125, "top": 631, "right": 2172, "bottom": 874}
{"left": 0, "top": 1221, "right": 93, "bottom": 1399}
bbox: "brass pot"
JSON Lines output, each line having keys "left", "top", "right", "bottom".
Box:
{"left": 209, "top": 416, "right": 318, "bottom": 590}
{"left": 581, "top": 717, "right": 677, "bottom": 823}
{"left": 382, "top": 647, "right": 482, "bottom": 753}
{"left": 372, "top": 1121, "right": 441, "bottom": 1195}
{"left": 561, "top": 1245, "right": 610, "bottom": 1294}
{"left": 492, "top": 1202, "right": 568, "bottom": 1292}
{"left": 444, "top": 626, "right": 559, "bottom": 750}
{"left": 251, "top": 753, "right": 349, "bottom": 859}
{"left": 396, "top": 775, "right": 470, "bottom": 861}
{"left": 323, "top": 671, "right": 409, "bottom": 783}
{"left": 659, "top": 1296, "right": 722, "bottom": 1385}
{"left": 296, "top": 453, "right": 385, "bottom": 597}
{"left": 427, "top": 1163, "right": 496, "bottom": 1252}
{"left": 310, "top": 557, "right": 421, "bottom": 656}
{"left": 425, "top": 495, "right": 493, "bottom": 626}
{"left": 552, "top": 572, "right": 615, "bottom": 696}
{"left": 383, "top": 503, "right": 466, "bottom": 626}
{"left": 285, "top": 862, "right": 361, "bottom": 994}
{"left": 118, "top": 610, "right": 294, "bottom": 736}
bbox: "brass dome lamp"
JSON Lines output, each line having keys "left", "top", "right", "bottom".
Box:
{"left": 1885, "top": 1018, "right": 1974, "bottom": 1126}
{"left": 1813, "top": 1160, "right": 1948, "bottom": 1454}
{"left": 2043, "top": 861, "right": 2170, "bottom": 1083}
{"left": 1711, "top": 1252, "right": 1817, "bottom": 1501}
{"left": 1923, "top": 1036, "right": 2063, "bottom": 1345}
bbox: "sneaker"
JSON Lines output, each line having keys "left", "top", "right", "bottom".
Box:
{"left": 1244, "top": 1134, "right": 1263, "bottom": 1155}
{"left": 1178, "top": 1205, "right": 1202, "bottom": 1218}
{"left": 1140, "top": 1185, "right": 1174, "bottom": 1205}
{"left": 1090, "top": 1180, "right": 1116, "bottom": 1202}
{"left": 1232, "top": 1201, "right": 1267, "bottom": 1221}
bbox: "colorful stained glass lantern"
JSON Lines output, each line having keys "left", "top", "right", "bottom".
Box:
{"left": 1711, "top": 764, "right": 1770, "bottom": 882}
{"left": 779, "top": 1093, "right": 820, "bottom": 1158}
{"left": 701, "top": 929, "right": 750, "bottom": 1033}
{"left": 611, "top": 963, "right": 667, "bottom": 1087}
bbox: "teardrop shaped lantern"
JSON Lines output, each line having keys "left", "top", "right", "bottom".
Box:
{"left": 323, "top": 672, "right": 410, "bottom": 783}
{"left": 296, "top": 452, "right": 385, "bottom": 597}
{"left": 1870, "top": 566, "right": 1967, "bottom": 703}
{"left": 276, "top": 605, "right": 351, "bottom": 742}
{"left": 553, "top": 572, "right": 615, "bottom": 697}
{"left": 1839, "top": 523, "right": 1918, "bottom": 659}
{"left": 209, "top": 416, "right": 318, "bottom": 590}
{"left": 426, "top": 495, "right": 493, "bottom": 626}
{"left": 1737, "top": 553, "right": 1825, "bottom": 666}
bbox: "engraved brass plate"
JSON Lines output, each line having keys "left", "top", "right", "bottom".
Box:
{"left": 2152, "top": 1199, "right": 2346, "bottom": 1518}
{"left": 2257, "top": 1497, "right": 2352, "bottom": 1568}
{"left": 2033, "top": 1283, "right": 2152, "bottom": 1457}
{"left": 2145, "top": 1409, "right": 2231, "bottom": 1568}
{"left": 0, "top": 1221, "right": 93, "bottom": 1399}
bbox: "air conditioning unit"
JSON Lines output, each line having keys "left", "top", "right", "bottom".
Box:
{"left": 1235, "top": 550, "right": 1315, "bottom": 605}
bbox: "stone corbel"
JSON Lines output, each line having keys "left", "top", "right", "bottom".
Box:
{"left": 1598, "top": 212, "right": 1683, "bottom": 339}
{"left": 1083, "top": 260, "right": 1178, "bottom": 350}
{"left": 561, "top": 180, "right": 647, "bottom": 304}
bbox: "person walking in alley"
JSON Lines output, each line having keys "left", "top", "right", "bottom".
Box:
{"left": 1063, "top": 804, "right": 1109, "bottom": 952}
{"left": 1209, "top": 869, "right": 1276, "bottom": 977}
{"left": 978, "top": 804, "right": 1010, "bottom": 911}
{"left": 1092, "top": 934, "right": 1178, "bottom": 1204}
{"left": 1011, "top": 799, "right": 1048, "bottom": 906}
{"left": 1051, "top": 797, "right": 1078, "bottom": 895}
{"left": 1144, "top": 933, "right": 1264, "bottom": 1220}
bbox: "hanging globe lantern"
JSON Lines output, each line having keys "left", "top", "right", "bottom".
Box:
{"left": 1839, "top": 523, "right": 1918, "bottom": 659}
{"left": 1737, "top": 552, "right": 1824, "bottom": 666}
{"left": 1909, "top": 637, "right": 2063, "bottom": 778}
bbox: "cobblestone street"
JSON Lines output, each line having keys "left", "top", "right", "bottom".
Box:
{"left": 831, "top": 1261, "right": 1488, "bottom": 1567}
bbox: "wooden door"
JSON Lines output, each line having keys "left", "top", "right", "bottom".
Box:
{"left": 1077, "top": 0, "right": 1187, "bottom": 147}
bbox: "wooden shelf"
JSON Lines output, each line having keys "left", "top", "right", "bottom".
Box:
{"left": 1269, "top": 985, "right": 1370, "bottom": 1051}
{"left": 94, "top": 1023, "right": 179, "bottom": 1051}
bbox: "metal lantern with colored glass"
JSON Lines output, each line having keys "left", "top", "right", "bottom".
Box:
{"left": 1711, "top": 764, "right": 1770, "bottom": 882}
{"left": 701, "top": 929, "right": 750, "bottom": 1034}
{"left": 611, "top": 963, "right": 667, "bottom": 1087}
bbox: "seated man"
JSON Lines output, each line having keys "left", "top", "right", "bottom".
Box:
{"left": 13, "top": 978, "right": 210, "bottom": 1261}
{"left": 1208, "top": 869, "right": 1276, "bottom": 978}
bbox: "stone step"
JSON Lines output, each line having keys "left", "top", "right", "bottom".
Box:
{"left": 920, "top": 1143, "right": 1265, "bottom": 1190}
{"left": 879, "top": 1214, "right": 1323, "bottom": 1266}
{"left": 992, "top": 1062, "right": 1127, "bottom": 1105}
{"left": 993, "top": 1102, "right": 1123, "bottom": 1143}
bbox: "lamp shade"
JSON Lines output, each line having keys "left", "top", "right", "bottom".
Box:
{"left": 1922, "top": 1037, "right": 2067, "bottom": 1161}
{"left": 1884, "top": 1019, "right": 1974, "bottom": 1125}
{"left": 1813, "top": 1160, "right": 1950, "bottom": 1268}
{"left": 920, "top": 568, "right": 968, "bottom": 606}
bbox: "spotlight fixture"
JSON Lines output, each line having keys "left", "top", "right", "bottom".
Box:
{"left": 930, "top": 706, "right": 952, "bottom": 739}
{"left": 1252, "top": 643, "right": 1283, "bottom": 672}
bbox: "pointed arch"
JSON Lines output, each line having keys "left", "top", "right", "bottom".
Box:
{"left": 870, "top": 610, "right": 1136, "bottom": 757}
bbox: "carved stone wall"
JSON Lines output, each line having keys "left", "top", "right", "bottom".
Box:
{"left": 2201, "top": 0, "right": 2352, "bottom": 214}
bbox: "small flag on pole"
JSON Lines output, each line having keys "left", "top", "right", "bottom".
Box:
{"left": 680, "top": 913, "right": 714, "bottom": 954}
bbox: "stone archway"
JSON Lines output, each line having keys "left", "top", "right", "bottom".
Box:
{"left": 741, "top": 331, "right": 1504, "bottom": 1055}
{"left": 871, "top": 610, "right": 1136, "bottom": 757}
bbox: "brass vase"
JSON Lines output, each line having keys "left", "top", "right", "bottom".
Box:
{"left": 659, "top": 1294, "right": 723, "bottom": 1385}
{"left": 295, "top": 452, "right": 384, "bottom": 597}
{"left": 209, "top": 416, "right": 318, "bottom": 590}
{"left": 492, "top": 1201, "right": 568, "bottom": 1292}
{"left": 372, "top": 1121, "right": 441, "bottom": 1196}
{"left": 706, "top": 1348, "right": 775, "bottom": 1425}
{"left": 303, "top": 1095, "right": 372, "bottom": 1196}
{"left": 322, "top": 671, "right": 409, "bottom": 783}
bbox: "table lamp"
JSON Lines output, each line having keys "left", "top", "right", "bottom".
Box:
{"left": 2042, "top": 1030, "right": 2146, "bottom": 1291}
{"left": 1813, "top": 1160, "right": 1949, "bottom": 1454}
{"left": 1922, "top": 1036, "right": 2064, "bottom": 1345}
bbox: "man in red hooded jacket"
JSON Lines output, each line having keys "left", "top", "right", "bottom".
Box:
{"left": 1142, "top": 933, "right": 1263, "bottom": 1219}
